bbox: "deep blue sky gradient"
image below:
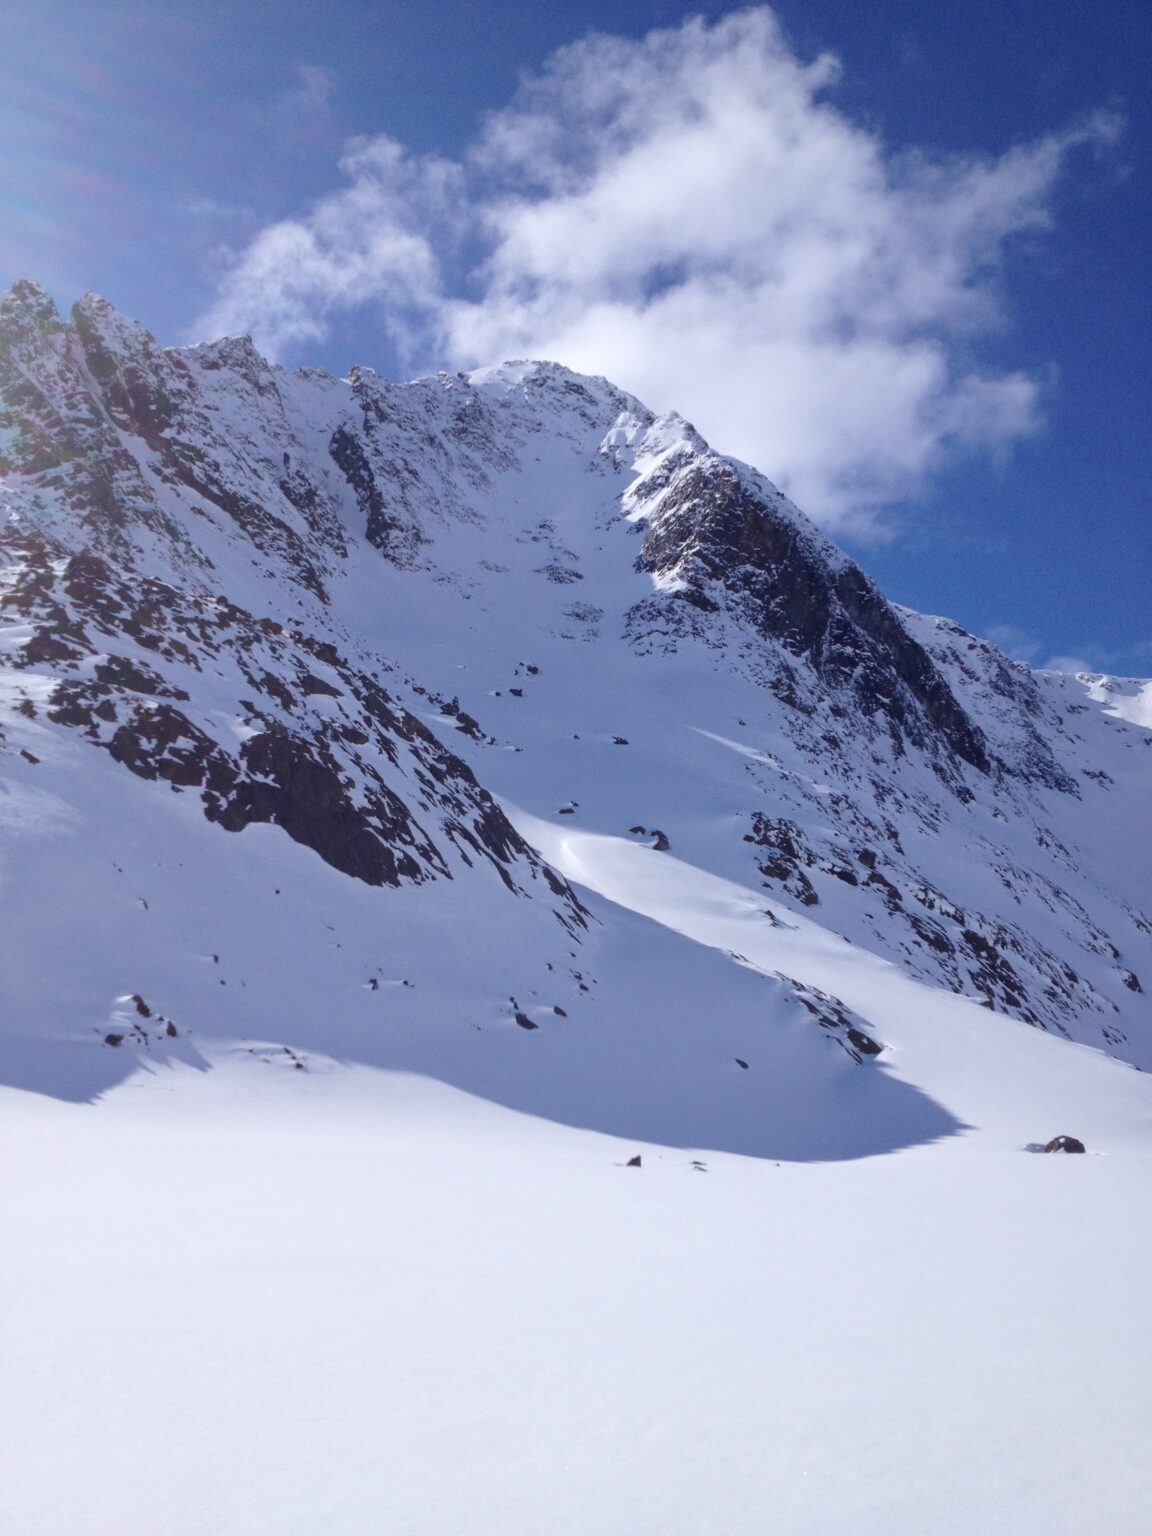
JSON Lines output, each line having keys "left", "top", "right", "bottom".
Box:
{"left": 2, "top": 0, "right": 1148, "bottom": 671}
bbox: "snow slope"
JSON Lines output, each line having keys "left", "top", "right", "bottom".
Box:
{"left": 2, "top": 282, "right": 1150, "bottom": 1534}
{"left": 4, "top": 1061, "right": 1150, "bottom": 1536}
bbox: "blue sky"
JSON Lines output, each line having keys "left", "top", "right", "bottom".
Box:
{"left": 3, "top": 0, "right": 1148, "bottom": 673}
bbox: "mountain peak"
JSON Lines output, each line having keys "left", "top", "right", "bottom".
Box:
{"left": 3, "top": 277, "right": 59, "bottom": 317}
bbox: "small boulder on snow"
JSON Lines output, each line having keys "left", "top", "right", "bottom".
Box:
{"left": 1044, "top": 1135, "right": 1086, "bottom": 1153}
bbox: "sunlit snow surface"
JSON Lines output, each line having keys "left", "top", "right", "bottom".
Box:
{"left": 3, "top": 1063, "right": 1150, "bottom": 1536}
{"left": 2, "top": 301, "right": 1151, "bottom": 1533}
{"left": 1079, "top": 672, "right": 1152, "bottom": 729}
{"left": 2, "top": 748, "right": 1150, "bottom": 1534}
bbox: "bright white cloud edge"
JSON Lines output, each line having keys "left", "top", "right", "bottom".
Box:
{"left": 192, "top": 8, "right": 1118, "bottom": 536}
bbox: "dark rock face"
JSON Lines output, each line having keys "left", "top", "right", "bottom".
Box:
{"left": 329, "top": 424, "right": 426, "bottom": 566}
{"left": 787, "top": 980, "right": 884, "bottom": 1063}
{"left": 209, "top": 730, "right": 434, "bottom": 887}
{"left": 637, "top": 463, "right": 989, "bottom": 779}
{"left": 0, "top": 513, "right": 585, "bottom": 921}
{"left": 745, "top": 815, "right": 821, "bottom": 906}
{"left": 72, "top": 295, "right": 186, "bottom": 448}
{"left": 1044, "top": 1135, "right": 1086, "bottom": 1153}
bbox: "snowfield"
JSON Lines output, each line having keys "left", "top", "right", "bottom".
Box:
{"left": 1, "top": 283, "right": 1150, "bottom": 1534}
{"left": 2, "top": 742, "right": 1149, "bottom": 1535}
{"left": 4, "top": 1035, "right": 1151, "bottom": 1536}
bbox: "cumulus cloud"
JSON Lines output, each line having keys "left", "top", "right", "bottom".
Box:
{"left": 198, "top": 136, "right": 462, "bottom": 364}
{"left": 192, "top": 9, "right": 1118, "bottom": 534}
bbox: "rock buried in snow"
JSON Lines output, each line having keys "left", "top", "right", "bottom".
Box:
{"left": 625, "top": 1155, "right": 642, "bottom": 1167}
{"left": 103, "top": 1033, "right": 124, "bottom": 1047}
{"left": 1044, "top": 1135, "right": 1086, "bottom": 1153}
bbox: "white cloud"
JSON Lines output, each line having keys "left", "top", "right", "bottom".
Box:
{"left": 190, "top": 9, "right": 1119, "bottom": 535}
{"left": 982, "top": 626, "right": 1097, "bottom": 676}
{"left": 197, "top": 136, "right": 461, "bottom": 365}
{"left": 1039, "top": 654, "right": 1097, "bottom": 676}
{"left": 983, "top": 627, "right": 1152, "bottom": 678}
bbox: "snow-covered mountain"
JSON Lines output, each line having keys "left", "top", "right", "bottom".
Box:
{"left": 2, "top": 280, "right": 1150, "bottom": 1535}
{"left": 2, "top": 278, "right": 1148, "bottom": 1086}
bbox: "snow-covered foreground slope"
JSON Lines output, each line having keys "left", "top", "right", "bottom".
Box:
{"left": 3, "top": 778, "right": 1151, "bottom": 1534}
{"left": 2, "top": 281, "right": 1151, "bottom": 1532}
{"left": 4, "top": 1040, "right": 1151, "bottom": 1536}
